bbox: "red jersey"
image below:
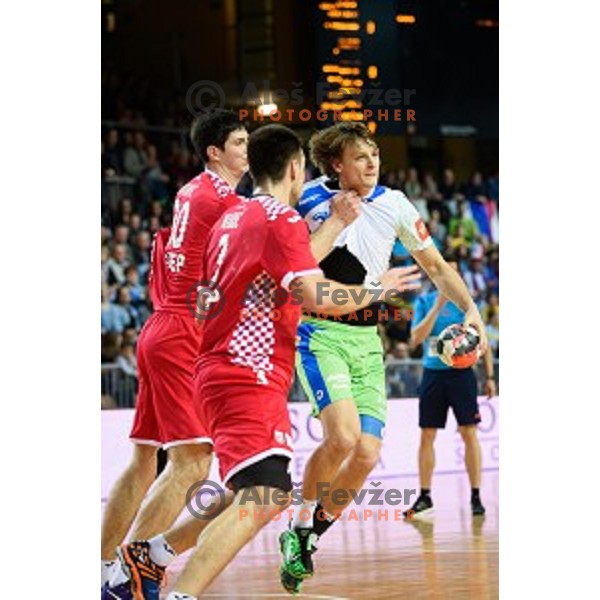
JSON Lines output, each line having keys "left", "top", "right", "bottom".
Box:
{"left": 197, "top": 195, "right": 322, "bottom": 392}
{"left": 147, "top": 227, "right": 170, "bottom": 310}
{"left": 159, "top": 170, "right": 241, "bottom": 317}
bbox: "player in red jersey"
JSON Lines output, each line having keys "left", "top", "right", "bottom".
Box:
{"left": 160, "top": 125, "right": 421, "bottom": 600}
{"left": 101, "top": 110, "right": 249, "bottom": 599}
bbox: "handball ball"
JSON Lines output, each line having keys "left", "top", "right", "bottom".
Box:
{"left": 436, "top": 324, "right": 481, "bottom": 369}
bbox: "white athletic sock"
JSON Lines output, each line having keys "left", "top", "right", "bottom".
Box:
{"left": 148, "top": 534, "right": 178, "bottom": 567}
{"left": 166, "top": 593, "right": 197, "bottom": 600}
{"left": 293, "top": 498, "right": 318, "bottom": 529}
{"left": 101, "top": 560, "right": 117, "bottom": 587}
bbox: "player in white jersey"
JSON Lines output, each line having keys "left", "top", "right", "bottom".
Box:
{"left": 279, "top": 122, "right": 488, "bottom": 593}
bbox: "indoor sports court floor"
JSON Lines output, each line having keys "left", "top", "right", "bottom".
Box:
{"left": 132, "top": 469, "right": 499, "bottom": 599}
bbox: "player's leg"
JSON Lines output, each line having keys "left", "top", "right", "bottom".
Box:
{"left": 419, "top": 428, "right": 437, "bottom": 490}
{"left": 167, "top": 382, "right": 295, "bottom": 600}
{"left": 451, "top": 367, "right": 484, "bottom": 515}
{"left": 322, "top": 430, "right": 382, "bottom": 517}
{"left": 116, "top": 317, "right": 215, "bottom": 598}
{"left": 280, "top": 326, "right": 384, "bottom": 594}
{"left": 294, "top": 320, "right": 360, "bottom": 511}
{"left": 161, "top": 490, "right": 235, "bottom": 554}
{"left": 321, "top": 328, "right": 389, "bottom": 517}
{"left": 102, "top": 324, "right": 161, "bottom": 591}
{"left": 405, "top": 368, "right": 448, "bottom": 518}
{"left": 101, "top": 443, "right": 158, "bottom": 563}
{"left": 128, "top": 443, "right": 212, "bottom": 541}
{"left": 167, "top": 458, "right": 292, "bottom": 599}
{"left": 299, "top": 400, "right": 361, "bottom": 504}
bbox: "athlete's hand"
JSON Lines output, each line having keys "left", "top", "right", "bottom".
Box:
{"left": 464, "top": 304, "right": 488, "bottom": 354}
{"left": 329, "top": 190, "right": 362, "bottom": 226}
{"left": 484, "top": 377, "right": 497, "bottom": 399}
{"left": 378, "top": 265, "right": 422, "bottom": 298}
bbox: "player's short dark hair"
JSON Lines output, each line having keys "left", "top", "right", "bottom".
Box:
{"left": 309, "top": 122, "right": 377, "bottom": 178}
{"left": 190, "top": 109, "right": 246, "bottom": 163}
{"left": 248, "top": 125, "right": 303, "bottom": 185}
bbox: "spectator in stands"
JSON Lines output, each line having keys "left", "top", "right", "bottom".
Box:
{"left": 118, "top": 198, "right": 134, "bottom": 226}
{"left": 101, "top": 224, "right": 111, "bottom": 246}
{"left": 129, "top": 213, "right": 143, "bottom": 237}
{"left": 116, "top": 341, "right": 138, "bottom": 377}
{"left": 101, "top": 284, "right": 131, "bottom": 334}
{"left": 124, "top": 265, "right": 150, "bottom": 323}
{"left": 404, "top": 168, "right": 422, "bottom": 200}
{"left": 115, "top": 286, "right": 141, "bottom": 331}
{"left": 146, "top": 144, "right": 170, "bottom": 200}
{"left": 124, "top": 265, "right": 146, "bottom": 305}
{"left": 487, "top": 172, "right": 499, "bottom": 204}
{"left": 485, "top": 307, "right": 500, "bottom": 358}
{"left": 101, "top": 246, "right": 110, "bottom": 286}
{"left": 485, "top": 247, "right": 499, "bottom": 294}
{"left": 390, "top": 341, "right": 411, "bottom": 361}
{"left": 396, "top": 169, "right": 407, "bottom": 190}
{"left": 131, "top": 231, "right": 152, "bottom": 267}
{"left": 102, "top": 129, "right": 122, "bottom": 176}
{"left": 423, "top": 172, "right": 445, "bottom": 224}
{"left": 438, "top": 168, "right": 464, "bottom": 220}
{"left": 481, "top": 291, "right": 499, "bottom": 324}
{"left": 427, "top": 209, "right": 447, "bottom": 251}
{"left": 149, "top": 199, "right": 164, "bottom": 221}
{"left": 122, "top": 327, "right": 138, "bottom": 348}
{"left": 462, "top": 171, "right": 489, "bottom": 203}
{"left": 447, "top": 223, "right": 469, "bottom": 253}
{"left": 405, "top": 168, "right": 429, "bottom": 220}
{"left": 101, "top": 332, "right": 123, "bottom": 362}
{"left": 454, "top": 244, "right": 471, "bottom": 273}
{"left": 168, "top": 147, "right": 195, "bottom": 191}
{"left": 148, "top": 215, "right": 161, "bottom": 234}
{"left": 106, "top": 243, "right": 129, "bottom": 286}
{"left": 449, "top": 200, "right": 479, "bottom": 243}
{"left": 382, "top": 170, "right": 400, "bottom": 189}
{"left": 113, "top": 223, "right": 131, "bottom": 245}
{"left": 123, "top": 131, "right": 148, "bottom": 179}
{"left": 385, "top": 341, "right": 420, "bottom": 398}
{"left": 463, "top": 258, "right": 487, "bottom": 305}
{"left": 470, "top": 233, "right": 487, "bottom": 261}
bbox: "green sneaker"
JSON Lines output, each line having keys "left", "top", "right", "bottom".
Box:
{"left": 279, "top": 529, "right": 309, "bottom": 579}
{"left": 279, "top": 529, "right": 304, "bottom": 594}
{"left": 279, "top": 565, "right": 302, "bottom": 595}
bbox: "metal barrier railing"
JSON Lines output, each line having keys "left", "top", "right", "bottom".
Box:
{"left": 101, "top": 360, "right": 499, "bottom": 409}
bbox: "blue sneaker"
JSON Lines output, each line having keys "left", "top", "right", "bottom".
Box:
{"left": 117, "top": 541, "right": 164, "bottom": 600}
{"left": 101, "top": 580, "right": 133, "bottom": 600}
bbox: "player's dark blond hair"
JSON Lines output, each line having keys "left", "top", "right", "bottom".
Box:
{"left": 309, "top": 122, "right": 377, "bottom": 178}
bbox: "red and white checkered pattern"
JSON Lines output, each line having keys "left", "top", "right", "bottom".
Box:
{"left": 228, "top": 271, "right": 277, "bottom": 380}
{"left": 252, "top": 194, "right": 293, "bottom": 221}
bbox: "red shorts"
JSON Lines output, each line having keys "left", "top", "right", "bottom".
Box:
{"left": 130, "top": 311, "right": 212, "bottom": 449}
{"left": 195, "top": 364, "right": 293, "bottom": 485}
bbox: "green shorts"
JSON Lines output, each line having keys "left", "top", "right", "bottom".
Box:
{"left": 295, "top": 317, "right": 387, "bottom": 436}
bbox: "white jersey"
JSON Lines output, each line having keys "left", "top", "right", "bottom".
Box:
{"left": 298, "top": 176, "right": 433, "bottom": 286}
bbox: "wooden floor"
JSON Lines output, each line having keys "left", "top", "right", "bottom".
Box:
{"left": 158, "top": 470, "right": 499, "bottom": 599}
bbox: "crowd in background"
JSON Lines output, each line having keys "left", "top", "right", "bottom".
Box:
{"left": 101, "top": 125, "right": 499, "bottom": 400}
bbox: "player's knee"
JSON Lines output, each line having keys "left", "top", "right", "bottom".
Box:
{"left": 420, "top": 428, "right": 437, "bottom": 446}
{"left": 459, "top": 425, "right": 479, "bottom": 445}
{"left": 129, "top": 444, "right": 158, "bottom": 477}
{"left": 167, "top": 444, "right": 213, "bottom": 482}
{"left": 326, "top": 429, "right": 360, "bottom": 457}
{"left": 352, "top": 440, "right": 381, "bottom": 472}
